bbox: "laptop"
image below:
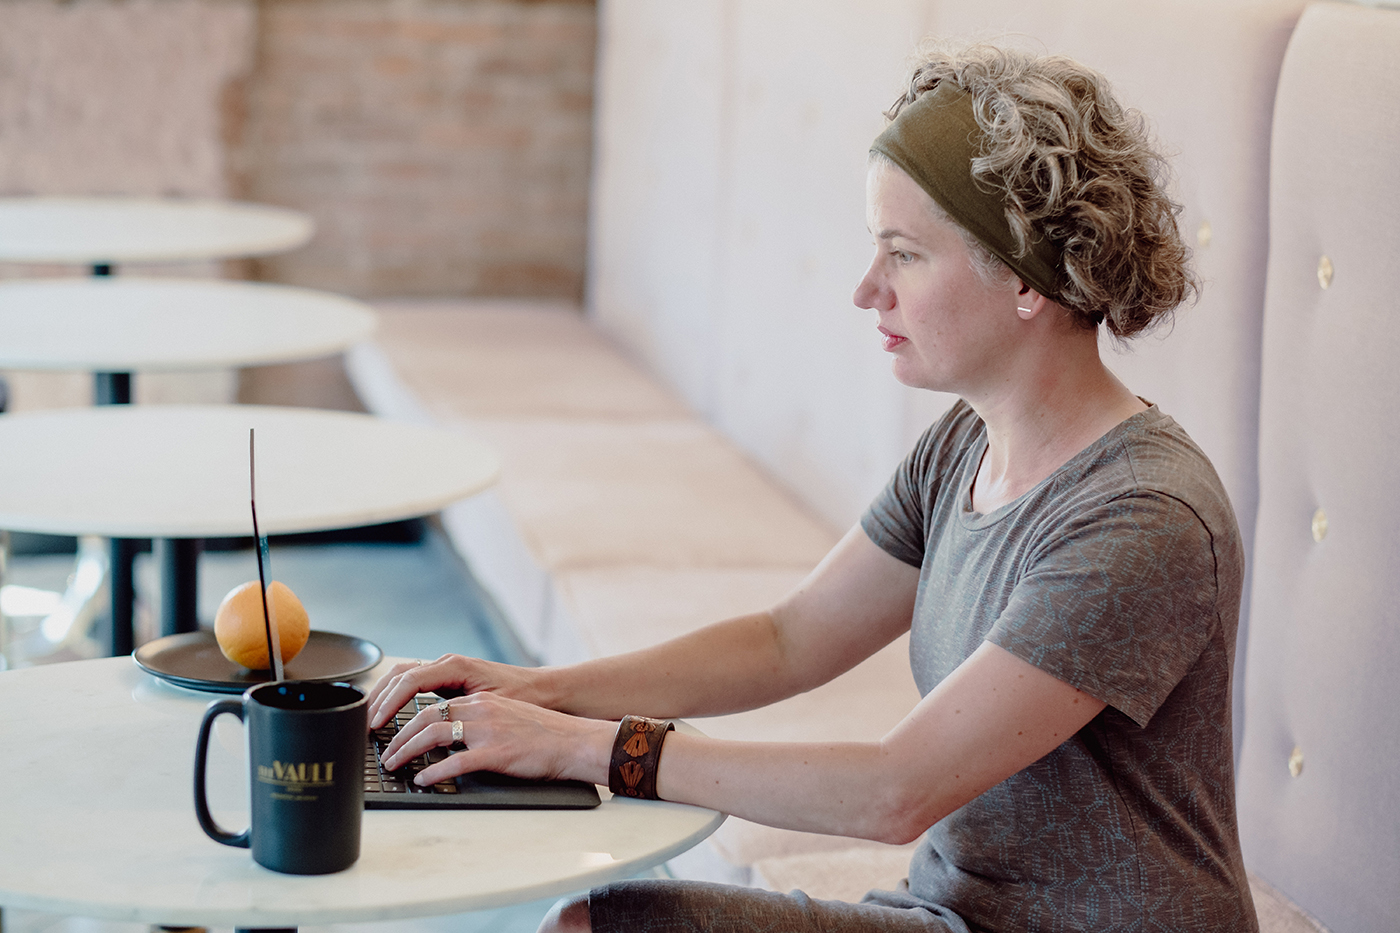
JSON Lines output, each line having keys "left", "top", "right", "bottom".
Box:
{"left": 248, "top": 429, "right": 598, "bottom": 811}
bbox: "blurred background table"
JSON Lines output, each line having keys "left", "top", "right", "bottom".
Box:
{"left": 0, "top": 277, "right": 375, "bottom": 373}
{"left": 0, "top": 196, "right": 312, "bottom": 268}
{"left": 0, "top": 656, "right": 724, "bottom": 929}
{"left": 0, "top": 406, "right": 499, "bottom": 654}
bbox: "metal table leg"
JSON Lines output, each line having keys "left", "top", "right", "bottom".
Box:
{"left": 106, "top": 538, "right": 139, "bottom": 657}
{"left": 94, "top": 371, "right": 131, "bottom": 406}
{"left": 158, "top": 538, "right": 202, "bottom": 636}
{"left": 90, "top": 262, "right": 150, "bottom": 657}
{"left": 93, "top": 368, "right": 141, "bottom": 656}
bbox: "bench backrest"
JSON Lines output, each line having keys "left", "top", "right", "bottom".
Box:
{"left": 1236, "top": 4, "right": 1400, "bottom": 931}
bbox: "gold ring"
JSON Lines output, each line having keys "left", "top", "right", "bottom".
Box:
{"left": 437, "top": 700, "right": 450, "bottom": 721}
{"left": 452, "top": 720, "right": 464, "bottom": 744}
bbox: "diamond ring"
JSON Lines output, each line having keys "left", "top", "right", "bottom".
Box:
{"left": 452, "top": 720, "right": 464, "bottom": 744}
{"left": 437, "top": 699, "right": 451, "bottom": 721}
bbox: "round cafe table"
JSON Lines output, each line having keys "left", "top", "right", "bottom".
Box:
{"left": 0, "top": 406, "right": 499, "bottom": 653}
{"left": 0, "top": 277, "right": 376, "bottom": 372}
{"left": 0, "top": 196, "right": 312, "bottom": 267}
{"left": 0, "top": 656, "right": 725, "bottom": 928}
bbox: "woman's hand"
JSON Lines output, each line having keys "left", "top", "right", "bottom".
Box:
{"left": 380, "top": 691, "right": 615, "bottom": 787}
{"left": 366, "top": 654, "right": 546, "bottom": 730}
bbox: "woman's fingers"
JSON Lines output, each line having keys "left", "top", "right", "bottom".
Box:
{"left": 367, "top": 656, "right": 467, "bottom": 728}
{"left": 414, "top": 747, "right": 494, "bottom": 787}
{"left": 367, "top": 665, "right": 428, "bottom": 729}
{"left": 367, "top": 655, "right": 549, "bottom": 730}
{"left": 365, "top": 660, "right": 422, "bottom": 711}
{"left": 381, "top": 698, "right": 454, "bottom": 760}
{"left": 382, "top": 720, "right": 459, "bottom": 773}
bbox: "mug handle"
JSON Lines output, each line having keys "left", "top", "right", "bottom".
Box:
{"left": 193, "top": 698, "right": 250, "bottom": 848}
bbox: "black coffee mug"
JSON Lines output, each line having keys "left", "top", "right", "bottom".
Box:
{"left": 194, "top": 680, "right": 367, "bottom": 874}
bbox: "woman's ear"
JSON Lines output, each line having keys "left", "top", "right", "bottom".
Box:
{"left": 1015, "top": 283, "right": 1049, "bottom": 320}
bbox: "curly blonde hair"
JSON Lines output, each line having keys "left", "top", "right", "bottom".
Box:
{"left": 888, "top": 43, "right": 1197, "bottom": 338}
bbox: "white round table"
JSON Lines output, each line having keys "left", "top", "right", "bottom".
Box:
{"left": 0, "top": 278, "right": 376, "bottom": 372}
{"left": 0, "top": 197, "right": 312, "bottom": 266}
{"left": 0, "top": 657, "right": 725, "bottom": 926}
{"left": 0, "top": 405, "right": 498, "bottom": 539}
{"left": 0, "top": 406, "right": 500, "bottom": 649}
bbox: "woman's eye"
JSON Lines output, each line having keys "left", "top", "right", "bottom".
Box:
{"left": 893, "top": 251, "right": 913, "bottom": 264}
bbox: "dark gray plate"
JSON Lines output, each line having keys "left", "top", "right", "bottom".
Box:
{"left": 134, "top": 630, "right": 382, "bottom": 693}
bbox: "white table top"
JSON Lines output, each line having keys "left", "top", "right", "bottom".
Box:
{"left": 0, "top": 405, "right": 500, "bottom": 538}
{"left": 0, "top": 657, "right": 724, "bottom": 925}
{"left": 0, "top": 277, "right": 376, "bottom": 372}
{"left": 0, "top": 197, "right": 313, "bottom": 264}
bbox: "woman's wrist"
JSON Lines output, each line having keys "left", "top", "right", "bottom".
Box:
{"left": 524, "top": 663, "right": 571, "bottom": 712}
{"left": 570, "top": 716, "right": 619, "bottom": 786}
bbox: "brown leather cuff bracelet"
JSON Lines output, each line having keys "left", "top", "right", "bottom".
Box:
{"left": 609, "top": 715, "right": 676, "bottom": 800}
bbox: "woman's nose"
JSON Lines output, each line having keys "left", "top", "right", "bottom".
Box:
{"left": 852, "top": 261, "right": 892, "bottom": 312}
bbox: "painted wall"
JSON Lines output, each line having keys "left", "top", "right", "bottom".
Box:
{"left": 589, "top": 0, "right": 951, "bottom": 531}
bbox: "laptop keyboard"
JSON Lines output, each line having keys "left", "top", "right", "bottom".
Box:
{"left": 365, "top": 694, "right": 461, "bottom": 797}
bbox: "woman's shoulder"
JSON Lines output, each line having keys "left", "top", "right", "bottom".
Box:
{"left": 1059, "top": 405, "right": 1243, "bottom": 558}
{"left": 1115, "top": 408, "right": 1234, "bottom": 510}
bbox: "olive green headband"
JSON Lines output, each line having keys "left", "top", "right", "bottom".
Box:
{"left": 870, "top": 81, "right": 1063, "bottom": 300}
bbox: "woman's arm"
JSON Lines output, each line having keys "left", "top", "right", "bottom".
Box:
{"left": 369, "top": 526, "right": 919, "bottom": 728}
{"left": 653, "top": 641, "right": 1106, "bottom": 842}
{"left": 382, "top": 639, "right": 1105, "bottom": 844}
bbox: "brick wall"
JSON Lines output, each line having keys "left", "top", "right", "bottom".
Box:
{"left": 0, "top": 0, "right": 597, "bottom": 300}
{"left": 233, "top": 0, "right": 597, "bottom": 300}
{"left": 0, "top": 0, "right": 256, "bottom": 282}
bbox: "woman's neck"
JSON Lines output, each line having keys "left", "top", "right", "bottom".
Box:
{"left": 967, "top": 333, "right": 1145, "bottom": 514}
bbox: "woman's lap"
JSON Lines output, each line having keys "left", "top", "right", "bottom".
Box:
{"left": 589, "top": 879, "right": 970, "bottom": 933}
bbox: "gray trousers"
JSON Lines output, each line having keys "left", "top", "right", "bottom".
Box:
{"left": 590, "top": 879, "right": 971, "bottom": 933}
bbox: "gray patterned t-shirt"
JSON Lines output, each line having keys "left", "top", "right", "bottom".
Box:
{"left": 861, "top": 401, "right": 1257, "bottom": 933}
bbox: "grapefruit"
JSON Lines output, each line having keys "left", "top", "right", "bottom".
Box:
{"left": 214, "top": 580, "right": 311, "bottom": 670}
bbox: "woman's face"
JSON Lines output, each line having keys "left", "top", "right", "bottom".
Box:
{"left": 853, "top": 161, "right": 1022, "bottom": 396}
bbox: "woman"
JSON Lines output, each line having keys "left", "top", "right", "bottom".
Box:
{"left": 368, "top": 44, "right": 1258, "bottom": 933}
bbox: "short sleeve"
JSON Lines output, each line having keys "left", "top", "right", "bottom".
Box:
{"left": 988, "top": 492, "right": 1224, "bottom": 727}
{"left": 860, "top": 401, "right": 980, "bottom": 569}
{"left": 861, "top": 447, "right": 931, "bottom": 569}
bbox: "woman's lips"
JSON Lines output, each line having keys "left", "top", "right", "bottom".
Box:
{"left": 878, "top": 326, "right": 907, "bottom": 352}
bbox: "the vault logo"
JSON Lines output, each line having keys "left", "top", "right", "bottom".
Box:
{"left": 257, "top": 760, "right": 336, "bottom": 790}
